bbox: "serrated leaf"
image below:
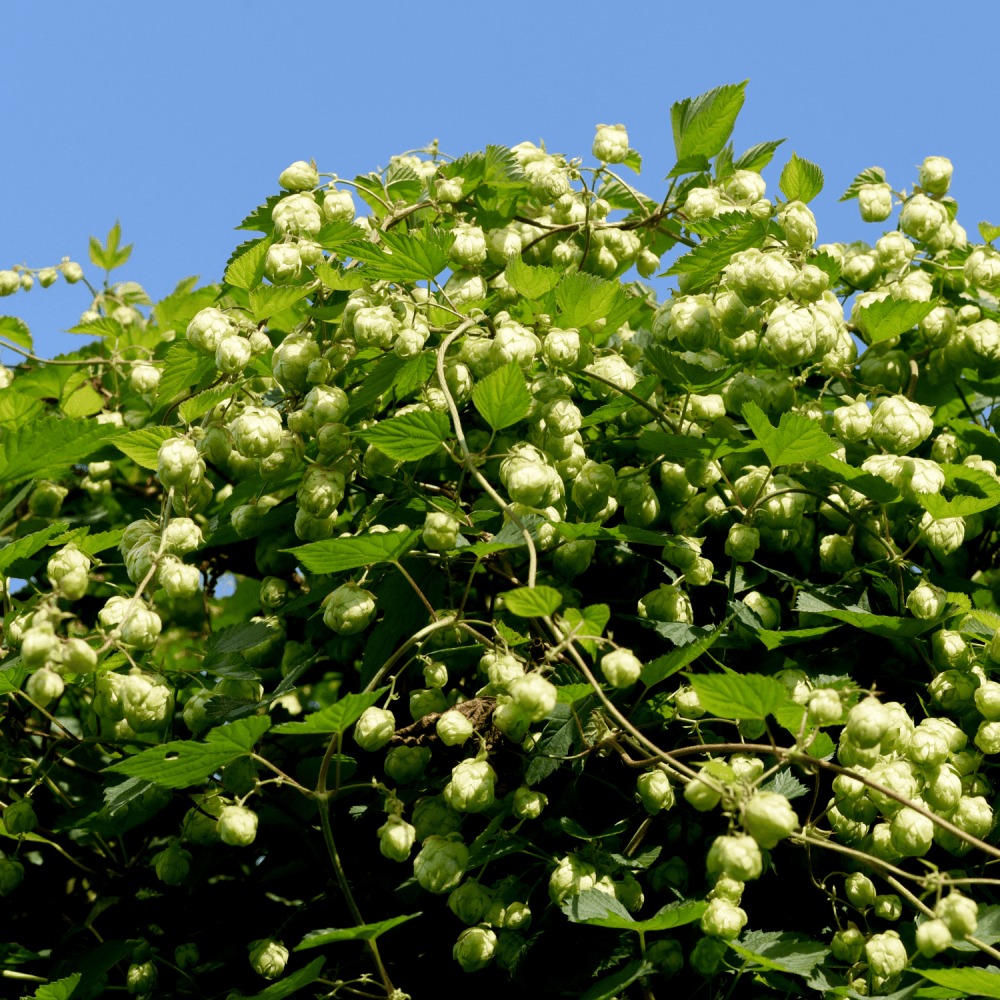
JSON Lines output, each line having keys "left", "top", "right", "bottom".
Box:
{"left": 32, "top": 974, "right": 82, "bottom": 1000}
{"left": 0, "top": 389, "right": 43, "bottom": 429}
{"left": 314, "top": 260, "right": 366, "bottom": 291}
{"left": 666, "top": 219, "right": 776, "bottom": 288}
{"left": 61, "top": 383, "right": 105, "bottom": 418}
{"left": 0, "top": 316, "right": 33, "bottom": 351}
{"left": 250, "top": 284, "right": 311, "bottom": 321}
{"left": 287, "top": 529, "right": 420, "bottom": 574}
{"left": 557, "top": 683, "right": 595, "bottom": 703}
{"left": 641, "top": 614, "right": 733, "bottom": 688}
{"left": 205, "top": 620, "right": 277, "bottom": 656}
{"left": 359, "top": 410, "right": 451, "bottom": 461}
{"left": 345, "top": 351, "right": 406, "bottom": 417}
{"left": 729, "top": 930, "right": 830, "bottom": 976}
{"left": 0, "top": 521, "right": 68, "bottom": 575}
{"left": 855, "top": 297, "right": 936, "bottom": 342}
{"left": 689, "top": 672, "right": 786, "bottom": 719}
{"left": 980, "top": 221, "right": 1000, "bottom": 245}
{"left": 271, "top": 687, "right": 388, "bottom": 735}
{"left": 555, "top": 272, "right": 620, "bottom": 328}
{"left": 225, "top": 237, "right": 272, "bottom": 291}
{"left": 0, "top": 416, "right": 123, "bottom": 485}
{"left": 246, "top": 957, "right": 325, "bottom": 1000}
{"left": 779, "top": 152, "right": 824, "bottom": 204}
{"left": 504, "top": 585, "right": 562, "bottom": 618}
{"left": 734, "top": 139, "right": 787, "bottom": 173}
{"left": 672, "top": 81, "right": 747, "bottom": 160}
{"left": 483, "top": 144, "right": 526, "bottom": 185}
{"left": 314, "top": 220, "right": 364, "bottom": 249}
{"left": 919, "top": 463, "right": 1000, "bottom": 518}
{"left": 555, "top": 522, "right": 677, "bottom": 547}
{"left": 637, "top": 428, "right": 756, "bottom": 464}
{"left": 504, "top": 255, "right": 561, "bottom": 298}
{"left": 761, "top": 767, "right": 811, "bottom": 801}
{"left": 665, "top": 155, "right": 710, "bottom": 179}
{"left": 159, "top": 341, "right": 217, "bottom": 402}
{"left": 810, "top": 249, "right": 843, "bottom": 285}
{"left": 471, "top": 360, "right": 531, "bottom": 430}
{"left": 623, "top": 149, "right": 642, "bottom": 174}
{"left": 114, "top": 426, "right": 176, "bottom": 469}
{"left": 917, "top": 969, "right": 1000, "bottom": 999}
{"left": 643, "top": 346, "right": 740, "bottom": 393}
{"left": 105, "top": 717, "right": 271, "bottom": 787}
{"left": 77, "top": 528, "right": 125, "bottom": 556}
{"left": 814, "top": 453, "right": 901, "bottom": 503}
{"left": 714, "top": 143, "right": 735, "bottom": 181}
{"left": 295, "top": 913, "right": 421, "bottom": 950}
{"left": 562, "top": 604, "right": 611, "bottom": 658}
{"left": 839, "top": 166, "right": 887, "bottom": 202}
{"left": 392, "top": 351, "right": 436, "bottom": 398}
{"left": 756, "top": 625, "right": 841, "bottom": 650}
{"left": 343, "top": 228, "right": 453, "bottom": 282}
{"left": 579, "top": 960, "right": 655, "bottom": 1000}
{"left": 794, "top": 591, "right": 937, "bottom": 638}
{"left": 742, "top": 401, "right": 836, "bottom": 466}
{"left": 179, "top": 382, "right": 239, "bottom": 424}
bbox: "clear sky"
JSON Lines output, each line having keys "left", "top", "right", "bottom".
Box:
{"left": 1, "top": 0, "right": 997, "bottom": 363}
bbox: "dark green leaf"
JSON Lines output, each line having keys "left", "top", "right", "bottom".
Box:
{"left": 392, "top": 351, "right": 436, "bottom": 398}
{"left": 288, "top": 529, "right": 420, "bottom": 574}
{"left": 205, "top": 620, "right": 277, "bottom": 656}
{"left": 472, "top": 361, "right": 531, "bottom": 430}
{"left": 643, "top": 346, "right": 740, "bottom": 392}
{"left": 343, "top": 228, "right": 453, "bottom": 282}
{"left": 158, "top": 341, "right": 217, "bottom": 402}
{"left": 729, "top": 930, "right": 830, "bottom": 976}
{"left": 555, "top": 272, "right": 620, "bottom": 328}
{"left": 0, "top": 390, "right": 43, "bottom": 429}
{"left": 814, "top": 454, "right": 900, "bottom": 503}
{"left": 919, "top": 463, "right": 1000, "bottom": 518}
{"left": 562, "top": 604, "right": 611, "bottom": 658}
{"left": 105, "top": 717, "right": 271, "bottom": 787}
{"left": 666, "top": 219, "right": 776, "bottom": 288}
{"left": 578, "top": 960, "right": 654, "bottom": 1000}
{"left": 504, "top": 585, "right": 562, "bottom": 618}
{"left": 271, "top": 687, "right": 388, "bottom": 735}
{"left": 689, "top": 672, "right": 786, "bottom": 719}
{"left": 665, "top": 155, "right": 710, "bottom": 179}
{"left": 504, "top": 255, "right": 561, "bottom": 298}
{"left": 580, "top": 374, "right": 658, "bottom": 426}
{"left": 856, "top": 297, "right": 935, "bottom": 343}
{"left": 247, "top": 957, "right": 325, "bottom": 1000}
{"left": 795, "top": 591, "right": 937, "bottom": 638}
{"left": 179, "top": 382, "right": 240, "bottom": 424}
{"left": 839, "top": 166, "right": 887, "bottom": 202}
{"left": 779, "top": 152, "right": 824, "bottom": 204}
{"left": 346, "top": 352, "right": 406, "bottom": 417}
{"left": 810, "top": 250, "right": 843, "bottom": 285}
{"left": 641, "top": 614, "right": 733, "bottom": 688}
{"left": 359, "top": 410, "right": 451, "bottom": 461}
{"left": 756, "top": 625, "right": 841, "bottom": 650}
{"left": 295, "top": 913, "right": 421, "bottom": 950}
{"left": 742, "top": 401, "right": 836, "bottom": 466}
{"left": 33, "top": 974, "right": 81, "bottom": 1000}
{"left": 916, "top": 969, "right": 1000, "bottom": 999}
{"left": 734, "top": 139, "right": 787, "bottom": 173}
{"left": 672, "top": 81, "right": 747, "bottom": 160}
{"left": 556, "top": 522, "right": 676, "bottom": 547}
{"left": 637, "top": 429, "right": 756, "bottom": 464}
{"left": 0, "top": 417, "right": 124, "bottom": 485}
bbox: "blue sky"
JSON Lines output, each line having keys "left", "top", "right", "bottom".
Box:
{"left": 1, "top": 0, "right": 997, "bottom": 363}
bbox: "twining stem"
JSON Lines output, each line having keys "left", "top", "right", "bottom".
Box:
{"left": 316, "top": 734, "right": 395, "bottom": 997}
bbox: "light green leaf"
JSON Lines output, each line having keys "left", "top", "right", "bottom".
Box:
{"left": 89, "top": 220, "right": 132, "bottom": 271}
{"left": 917, "top": 968, "right": 1000, "bottom": 999}
{"left": 344, "top": 228, "right": 453, "bottom": 282}
{"left": 314, "top": 260, "right": 366, "bottom": 290}
{"left": 556, "top": 522, "right": 675, "bottom": 547}
{"left": 0, "top": 316, "right": 33, "bottom": 352}
{"left": 0, "top": 482, "right": 32, "bottom": 530}
{"left": 563, "top": 889, "right": 707, "bottom": 932}
{"left": 728, "top": 930, "right": 830, "bottom": 976}
{"left": 980, "top": 222, "right": 1000, "bottom": 245}
{"left": 623, "top": 149, "right": 642, "bottom": 174}
{"left": 392, "top": 351, "right": 436, "bottom": 398}
{"left": 666, "top": 219, "right": 776, "bottom": 289}
{"left": 359, "top": 410, "right": 451, "bottom": 461}
{"left": 295, "top": 913, "right": 421, "bottom": 950}
{"left": 919, "top": 463, "right": 1000, "bottom": 519}
{"left": 814, "top": 453, "right": 900, "bottom": 503}
{"left": 555, "top": 272, "right": 620, "bottom": 328}
{"left": 557, "top": 683, "right": 596, "bottom": 703}
{"left": 61, "top": 383, "right": 105, "bottom": 418}
{"left": 114, "top": 426, "right": 176, "bottom": 470}
{"left": 250, "top": 285, "right": 311, "bottom": 321}
{"left": 778, "top": 152, "right": 824, "bottom": 204}
{"left": 637, "top": 428, "right": 756, "bottom": 464}
{"left": 839, "top": 166, "right": 887, "bottom": 202}
{"left": 504, "top": 254, "right": 560, "bottom": 298}
{"left": 471, "top": 361, "right": 531, "bottom": 430}
{"left": 562, "top": 604, "right": 610, "bottom": 658}
{"left": 643, "top": 347, "right": 740, "bottom": 393}
{"left": 689, "top": 672, "right": 786, "bottom": 719}
{"left": 578, "top": 960, "right": 655, "bottom": 1000}
{"left": 734, "top": 139, "right": 787, "bottom": 173}
{"left": 77, "top": 528, "right": 125, "bottom": 557}
{"left": 345, "top": 352, "right": 406, "bottom": 417}
{"left": 315, "top": 220, "right": 365, "bottom": 250}
{"left": 741, "top": 401, "right": 836, "bottom": 466}
{"left": 672, "top": 81, "right": 747, "bottom": 160}
{"left": 810, "top": 249, "right": 843, "bottom": 284}
{"left": 641, "top": 614, "right": 733, "bottom": 688}
{"left": 287, "top": 529, "right": 420, "bottom": 574}
{"left": 271, "top": 687, "right": 389, "bottom": 736}
{"left": 665, "top": 155, "right": 710, "bottom": 179}
{"left": 205, "top": 620, "right": 278, "bottom": 656}
{"left": 0, "top": 389, "right": 43, "bottom": 429}
{"left": 504, "top": 585, "right": 562, "bottom": 618}
{"left": 159, "top": 341, "right": 217, "bottom": 402}
{"left": 0, "top": 417, "right": 123, "bottom": 485}
{"left": 225, "top": 237, "right": 272, "bottom": 291}
{"left": 33, "top": 974, "right": 82, "bottom": 1000}
{"left": 856, "top": 296, "right": 935, "bottom": 342}
{"left": 105, "top": 717, "right": 271, "bottom": 788}
{"left": 247, "top": 957, "right": 325, "bottom": 1000}
{"left": 179, "top": 382, "right": 240, "bottom": 424}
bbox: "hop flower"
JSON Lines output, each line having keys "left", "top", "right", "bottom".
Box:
{"left": 890, "top": 806, "right": 934, "bottom": 856}
{"left": 2, "top": 798, "right": 37, "bottom": 835}
{"left": 157, "top": 437, "right": 203, "bottom": 489}
{"left": 232, "top": 406, "right": 283, "bottom": 459}
{"left": 384, "top": 746, "right": 431, "bottom": 784}
{"left": 706, "top": 834, "right": 763, "bottom": 882}
{"left": 919, "top": 156, "right": 953, "bottom": 194}
{"left": 845, "top": 697, "right": 889, "bottom": 749}
{"left": 322, "top": 188, "right": 355, "bottom": 222}
{"left": 845, "top": 872, "right": 876, "bottom": 908}
{"left": 592, "top": 123, "right": 629, "bottom": 163}
{"left": 248, "top": 938, "right": 289, "bottom": 979}
{"left": 600, "top": 649, "right": 642, "bottom": 688}
{"left": 423, "top": 511, "right": 461, "bottom": 551}
{"left": 264, "top": 243, "right": 302, "bottom": 285}
{"left": 858, "top": 182, "right": 893, "bottom": 222}
{"left": 218, "top": 805, "right": 258, "bottom": 846}
{"left": 831, "top": 927, "right": 864, "bottom": 963}
{"left": 449, "top": 879, "right": 493, "bottom": 925}
{"left": 636, "top": 769, "right": 675, "bottom": 815}
{"left": 414, "top": 835, "right": 469, "bottom": 894}
{"left": 548, "top": 853, "right": 598, "bottom": 904}
{"left": 126, "top": 961, "right": 158, "bottom": 995}
{"left": 152, "top": 841, "right": 192, "bottom": 885}
{"left": 271, "top": 334, "right": 320, "bottom": 392}
{"left": 935, "top": 891, "right": 978, "bottom": 937}
{"left": 870, "top": 395, "right": 933, "bottom": 454}
{"left": 453, "top": 925, "right": 497, "bottom": 973}
{"left": 701, "top": 898, "right": 748, "bottom": 940}
{"left": 638, "top": 583, "right": 693, "bottom": 623}
{"left": 25, "top": 666, "right": 64, "bottom": 707}
{"left": 272, "top": 193, "right": 322, "bottom": 237}
{"left": 377, "top": 816, "right": 417, "bottom": 862}
{"left": 865, "top": 930, "right": 907, "bottom": 978}
{"left": 444, "top": 760, "right": 496, "bottom": 813}
{"left": 512, "top": 786, "right": 548, "bottom": 820}
{"left": 724, "top": 523, "right": 760, "bottom": 562}
{"left": 508, "top": 674, "right": 557, "bottom": 722}
{"left": 121, "top": 607, "right": 163, "bottom": 651}
{"left": 122, "top": 670, "right": 172, "bottom": 732}
{"left": 354, "top": 707, "right": 396, "bottom": 751}
{"left": 436, "top": 710, "right": 474, "bottom": 747}
{"left": 47, "top": 545, "right": 90, "bottom": 600}
{"left": 900, "top": 193, "right": 949, "bottom": 242}
{"left": 279, "top": 160, "right": 319, "bottom": 191}
{"left": 778, "top": 200, "right": 818, "bottom": 249}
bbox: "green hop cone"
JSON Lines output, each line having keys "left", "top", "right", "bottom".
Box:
{"left": 0, "top": 854, "right": 24, "bottom": 895}
{"left": 706, "top": 834, "right": 763, "bottom": 882}
{"left": 865, "top": 930, "right": 907, "bottom": 978}
{"left": 935, "top": 891, "right": 978, "bottom": 937}
{"left": 28, "top": 481, "right": 68, "bottom": 517}
{"left": 411, "top": 794, "right": 461, "bottom": 842}
{"left": 741, "top": 791, "right": 797, "bottom": 849}
{"left": 690, "top": 937, "right": 729, "bottom": 978}
{"left": 413, "top": 834, "right": 469, "bottom": 894}
{"left": 322, "top": 583, "right": 377, "bottom": 635}
{"left": 916, "top": 918, "right": 952, "bottom": 958}
{"left": 874, "top": 894, "right": 903, "bottom": 921}
{"left": 592, "top": 123, "right": 629, "bottom": 164}
{"left": 636, "top": 770, "right": 675, "bottom": 815}
{"left": 647, "top": 939, "right": 684, "bottom": 978}
{"left": 453, "top": 925, "right": 497, "bottom": 973}
{"left": 174, "top": 943, "right": 199, "bottom": 970}
{"left": 830, "top": 927, "right": 864, "bottom": 963}
{"left": 355, "top": 707, "right": 396, "bottom": 751}
{"left": 443, "top": 760, "right": 496, "bottom": 814}
{"left": 436, "top": 710, "right": 474, "bottom": 747}
{"left": 508, "top": 674, "right": 557, "bottom": 723}
{"left": 600, "top": 648, "right": 642, "bottom": 688}
{"left": 126, "top": 961, "right": 158, "bottom": 995}
{"left": 512, "top": 786, "right": 547, "bottom": 820}
{"left": 384, "top": 746, "right": 431, "bottom": 784}
{"left": 548, "top": 853, "right": 598, "bottom": 905}
{"left": 378, "top": 816, "right": 417, "bottom": 862}
{"left": 700, "top": 898, "right": 748, "bottom": 940}
{"left": 218, "top": 805, "right": 258, "bottom": 847}
{"left": 845, "top": 872, "right": 877, "bottom": 908}
{"left": 152, "top": 841, "right": 192, "bottom": 885}
{"left": 248, "top": 938, "right": 289, "bottom": 979}
{"left": 448, "top": 879, "right": 493, "bottom": 925}
{"left": 279, "top": 160, "right": 319, "bottom": 191}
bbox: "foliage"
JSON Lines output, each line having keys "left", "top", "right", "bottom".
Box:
{"left": 1, "top": 82, "right": 1000, "bottom": 1000}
